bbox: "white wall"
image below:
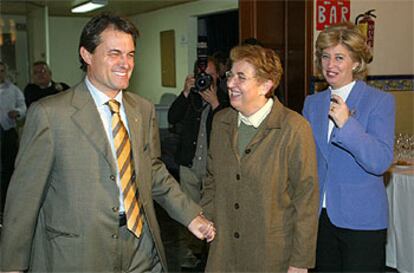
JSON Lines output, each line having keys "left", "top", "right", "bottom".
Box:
{"left": 49, "top": 16, "right": 90, "bottom": 86}
{"left": 27, "top": 6, "right": 49, "bottom": 65}
{"left": 314, "top": 0, "right": 414, "bottom": 75}
{"left": 129, "top": 0, "right": 238, "bottom": 103}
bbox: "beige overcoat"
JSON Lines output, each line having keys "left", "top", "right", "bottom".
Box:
{"left": 0, "top": 82, "right": 200, "bottom": 272}
{"left": 201, "top": 98, "right": 319, "bottom": 272}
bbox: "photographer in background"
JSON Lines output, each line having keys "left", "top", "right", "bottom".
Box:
{"left": 168, "top": 56, "right": 229, "bottom": 268}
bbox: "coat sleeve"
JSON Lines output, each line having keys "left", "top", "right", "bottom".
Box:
{"left": 167, "top": 92, "right": 189, "bottom": 125}
{"left": 331, "top": 92, "right": 395, "bottom": 175}
{"left": 0, "top": 102, "right": 54, "bottom": 271}
{"left": 287, "top": 119, "right": 320, "bottom": 269}
{"left": 149, "top": 105, "right": 201, "bottom": 226}
{"left": 199, "top": 117, "right": 219, "bottom": 221}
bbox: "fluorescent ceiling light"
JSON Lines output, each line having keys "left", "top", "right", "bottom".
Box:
{"left": 71, "top": 0, "right": 108, "bottom": 13}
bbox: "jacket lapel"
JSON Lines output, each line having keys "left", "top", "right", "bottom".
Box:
{"left": 220, "top": 109, "right": 240, "bottom": 161}
{"left": 248, "top": 98, "right": 283, "bottom": 148}
{"left": 122, "top": 93, "right": 145, "bottom": 191}
{"left": 71, "top": 81, "right": 116, "bottom": 171}
{"left": 314, "top": 90, "right": 331, "bottom": 161}
{"left": 343, "top": 80, "right": 364, "bottom": 119}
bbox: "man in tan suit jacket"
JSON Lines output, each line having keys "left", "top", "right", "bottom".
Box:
{"left": 0, "top": 13, "right": 215, "bottom": 273}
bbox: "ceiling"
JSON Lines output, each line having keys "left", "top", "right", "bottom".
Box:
{"left": 0, "top": 0, "right": 197, "bottom": 17}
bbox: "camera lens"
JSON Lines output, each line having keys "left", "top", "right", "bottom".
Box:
{"left": 195, "top": 72, "right": 212, "bottom": 92}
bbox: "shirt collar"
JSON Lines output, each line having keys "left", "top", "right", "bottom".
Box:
{"left": 238, "top": 98, "right": 274, "bottom": 128}
{"left": 330, "top": 81, "right": 355, "bottom": 101}
{"left": 85, "top": 76, "right": 123, "bottom": 107}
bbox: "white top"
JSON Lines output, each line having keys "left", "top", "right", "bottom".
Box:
{"left": 327, "top": 81, "right": 355, "bottom": 142}
{"left": 323, "top": 81, "right": 355, "bottom": 208}
{"left": 0, "top": 80, "right": 26, "bottom": 130}
{"left": 238, "top": 98, "right": 274, "bottom": 128}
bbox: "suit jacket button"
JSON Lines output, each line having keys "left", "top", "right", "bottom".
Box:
{"left": 234, "top": 203, "right": 240, "bottom": 209}
{"left": 112, "top": 234, "right": 119, "bottom": 239}
{"left": 236, "top": 174, "right": 240, "bottom": 180}
{"left": 110, "top": 175, "right": 116, "bottom": 181}
{"left": 112, "top": 207, "right": 119, "bottom": 213}
{"left": 234, "top": 232, "right": 240, "bottom": 239}
{"left": 245, "top": 149, "right": 251, "bottom": 154}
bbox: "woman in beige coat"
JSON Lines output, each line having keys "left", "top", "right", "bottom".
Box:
{"left": 201, "top": 45, "right": 319, "bottom": 273}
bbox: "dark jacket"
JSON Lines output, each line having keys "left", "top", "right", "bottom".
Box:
{"left": 24, "top": 81, "right": 70, "bottom": 108}
{"left": 168, "top": 87, "right": 229, "bottom": 167}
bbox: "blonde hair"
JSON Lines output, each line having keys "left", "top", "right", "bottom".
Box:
{"left": 230, "top": 45, "right": 283, "bottom": 98}
{"left": 315, "top": 22, "right": 372, "bottom": 80}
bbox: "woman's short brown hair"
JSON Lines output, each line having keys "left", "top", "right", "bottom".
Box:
{"left": 230, "top": 45, "right": 283, "bottom": 98}
{"left": 315, "top": 22, "right": 372, "bottom": 80}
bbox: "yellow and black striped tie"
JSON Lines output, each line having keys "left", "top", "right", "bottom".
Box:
{"left": 107, "top": 99, "right": 143, "bottom": 237}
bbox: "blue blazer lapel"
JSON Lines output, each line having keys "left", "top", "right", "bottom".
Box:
{"left": 314, "top": 89, "right": 332, "bottom": 161}
{"left": 343, "top": 80, "right": 365, "bottom": 119}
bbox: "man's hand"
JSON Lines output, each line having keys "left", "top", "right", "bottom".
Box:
{"left": 7, "top": 110, "right": 20, "bottom": 120}
{"left": 287, "top": 266, "right": 308, "bottom": 273}
{"left": 199, "top": 85, "right": 219, "bottom": 110}
{"left": 182, "top": 74, "right": 195, "bottom": 98}
{"left": 188, "top": 214, "right": 216, "bottom": 242}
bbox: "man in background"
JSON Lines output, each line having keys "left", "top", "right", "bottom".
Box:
{"left": 24, "top": 61, "right": 70, "bottom": 108}
{"left": 0, "top": 61, "right": 26, "bottom": 224}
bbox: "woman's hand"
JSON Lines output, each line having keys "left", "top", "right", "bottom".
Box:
{"left": 329, "top": 94, "right": 350, "bottom": 128}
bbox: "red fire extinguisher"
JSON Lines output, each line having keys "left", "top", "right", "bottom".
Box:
{"left": 355, "top": 9, "right": 376, "bottom": 50}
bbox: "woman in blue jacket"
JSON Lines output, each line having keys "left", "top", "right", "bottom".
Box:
{"left": 303, "top": 22, "right": 395, "bottom": 272}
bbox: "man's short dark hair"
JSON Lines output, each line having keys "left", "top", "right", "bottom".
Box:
{"left": 78, "top": 13, "right": 139, "bottom": 72}
{"left": 32, "top": 61, "right": 51, "bottom": 72}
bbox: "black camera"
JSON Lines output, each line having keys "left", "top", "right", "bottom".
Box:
{"left": 192, "top": 36, "right": 212, "bottom": 93}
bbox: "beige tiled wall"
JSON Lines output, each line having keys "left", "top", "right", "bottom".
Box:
{"left": 392, "top": 91, "right": 414, "bottom": 135}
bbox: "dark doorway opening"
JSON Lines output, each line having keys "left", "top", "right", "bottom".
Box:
{"left": 198, "top": 10, "right": 239, "bottom": 57}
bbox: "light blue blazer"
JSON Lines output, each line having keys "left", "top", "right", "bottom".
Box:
{"left": 303, "top": 80, "right": 395, "bottom": 230}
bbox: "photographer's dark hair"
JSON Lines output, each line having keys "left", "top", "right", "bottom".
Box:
{"left": 193, "top": 56, "right": 219, "bottom": 75}
{"left": 78, "top": 13, "right": 139, "bottom": 72}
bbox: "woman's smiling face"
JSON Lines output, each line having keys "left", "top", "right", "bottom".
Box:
{"left": 227, "top": 60, "right": 269, "bottom": 116}
{"left": 321, "top": 43, "right": 359, "bottom": 89}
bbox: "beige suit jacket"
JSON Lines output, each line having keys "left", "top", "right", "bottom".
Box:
{"left": 0, "top": 81, "right": 200, "bottom": 272}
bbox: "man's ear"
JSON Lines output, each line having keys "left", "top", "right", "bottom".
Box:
{"left": 80, "top": 47, "right": 92, "bottom": 66}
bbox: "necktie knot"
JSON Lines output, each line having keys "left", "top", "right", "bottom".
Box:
{"left": 107, "top": 99, "right": 120, "bottom": 114}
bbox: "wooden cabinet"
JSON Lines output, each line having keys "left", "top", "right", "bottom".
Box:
{"left": 239, "top": 0, "right": 313, "bottom": 113}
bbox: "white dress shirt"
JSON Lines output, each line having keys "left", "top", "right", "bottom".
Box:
{"left": 0, "top": 80, "right": 26, "bottom": 130}
{"left": 85, "top": 77, "right": 130, "bottom": 212}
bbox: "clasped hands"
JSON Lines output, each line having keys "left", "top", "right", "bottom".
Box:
{"left": 188, "top": 213, "right": 216, "bottom": 242}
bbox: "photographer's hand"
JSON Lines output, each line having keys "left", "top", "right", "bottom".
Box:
{"left": 182, "top": 74, "right": 195, "bottom": 98}
{"left": 200, "top": 85, "right": 219, "bottom": 110}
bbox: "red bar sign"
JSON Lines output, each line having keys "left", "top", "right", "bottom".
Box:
{"left": 316, "top": 0, "right": 351, "bottom": 30}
